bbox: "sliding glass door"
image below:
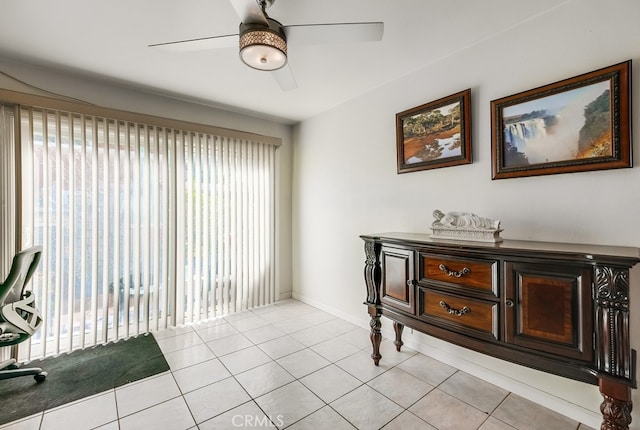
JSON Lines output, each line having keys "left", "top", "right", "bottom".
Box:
{"left": 9, "top": 105, "right": 276, "bottom": 360}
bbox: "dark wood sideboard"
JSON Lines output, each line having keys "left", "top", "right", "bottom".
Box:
{"left": 361, "top": 232, "right": 640, "bottom": 430}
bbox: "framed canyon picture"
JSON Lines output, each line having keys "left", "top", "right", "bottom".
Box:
{"left": 491, "top": 61, "right": 632, "bottom": 179}
{"left": 396, "top": 89, "right": 471, "bottom": 174}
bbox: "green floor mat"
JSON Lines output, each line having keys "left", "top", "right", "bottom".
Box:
{"left": 0, "top": 333, "right": 170, "bottom": 425}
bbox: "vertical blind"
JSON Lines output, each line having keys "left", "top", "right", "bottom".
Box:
{"left": 0, "top": 105, "right": 17, "bottom": 277}
{"left": 9, "top": 105, "right": 276, "bottom": 360}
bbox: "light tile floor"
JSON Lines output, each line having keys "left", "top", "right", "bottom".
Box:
{"left": 1, "top": 299, "right": 596, "bottom": 430}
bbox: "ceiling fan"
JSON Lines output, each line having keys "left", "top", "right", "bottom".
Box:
{"left": 149, "top": 0, "right": 384, "bottom": 91}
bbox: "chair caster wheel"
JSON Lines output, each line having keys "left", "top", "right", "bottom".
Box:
{"left": 34, "top": 371, "right": 47, "bottom": 382}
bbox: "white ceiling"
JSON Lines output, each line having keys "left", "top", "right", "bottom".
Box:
{"left": 0, "top": 0, "right": 569, "bottom": 124}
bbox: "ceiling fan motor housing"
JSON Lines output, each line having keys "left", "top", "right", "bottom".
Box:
{"left": 239, "top": 18, "right": 287, "bottom": 71}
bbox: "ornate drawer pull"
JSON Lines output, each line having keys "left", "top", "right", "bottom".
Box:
{"left": 438, "top": 264, "right": 470, "bottom": 278}
{"left": 439, "top": 300, "right": 470, "bottom": 317}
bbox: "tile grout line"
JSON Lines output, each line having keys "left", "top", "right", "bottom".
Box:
{"left": 6, "top": 301, "right": 591, "bottom": 430}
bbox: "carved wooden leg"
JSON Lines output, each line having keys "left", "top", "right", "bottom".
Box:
{"left": 393, "top": 322, "right": 404, "bottom": 352}
{"left": 368, "top": 307, "right": 382, "bottom": 366}
{"left": 599, "top": 378, "right": 632, "bottom": 430}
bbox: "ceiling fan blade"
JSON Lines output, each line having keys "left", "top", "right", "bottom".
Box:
{"left": 228, "top": 0, "right": 268, "bottom": 25}
{"left": 283, "top": 22, "right": 384, "bottom": 45}
{"left": 149, "top": 34, "right": 238, "bottom": 51}
{"left": 272, "top": 64, "right": 297, "bottom": 91}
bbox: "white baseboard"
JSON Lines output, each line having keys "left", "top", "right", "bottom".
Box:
{"left": 279, "top": 291, "right": 293, "bottom": 301}
{"left": 291, "top": 292, "right": 602, "bottom": 429}
{"left": 291, "top": 292, "right": 368, "bottom": 326}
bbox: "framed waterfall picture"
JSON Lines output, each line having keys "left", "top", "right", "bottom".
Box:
{"left": 396, "top": 89, "right": 472, "bottom": 174}
{"left": 491, "top": 61, "right": 631, "bottom": 179}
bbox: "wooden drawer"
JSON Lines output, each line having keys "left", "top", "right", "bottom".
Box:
{"left": 420, "top": 253, "right": 498, "bottom": 297}
{"left": 418, "top": 288, "right": 498, "bottom": 340}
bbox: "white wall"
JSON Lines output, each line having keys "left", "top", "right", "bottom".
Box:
{"left": 292, "top": 0, "right": 640, "bottom": 428}
{"left": 0, "top": 59, "right": 294, "bottom": 300}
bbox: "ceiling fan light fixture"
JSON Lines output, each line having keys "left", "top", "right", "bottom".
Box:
{"left": 239, "top": 20, "right": 287, "bottom": 71}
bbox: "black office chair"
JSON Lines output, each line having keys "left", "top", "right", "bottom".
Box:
{"left": 0, "top": 246, "right": 47, "bottom": 382}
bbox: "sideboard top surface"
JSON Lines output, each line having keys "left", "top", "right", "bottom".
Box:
{"left": 361, "top": 232, "right": 640, "bottom": 265}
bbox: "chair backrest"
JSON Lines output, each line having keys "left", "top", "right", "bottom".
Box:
{"left": 0, "top": 247, "right": 43, "bottom": 308}
{"left": 0, "top": 247, "right": 43, "bottom": 344}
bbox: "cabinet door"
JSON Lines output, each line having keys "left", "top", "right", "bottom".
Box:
{"left": 381, "top": 246, "right": 415, "bottom": 313}
{"left": 504, "top": 261, "right": 593, "bottom": 361}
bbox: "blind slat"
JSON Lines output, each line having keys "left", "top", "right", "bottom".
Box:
{"left": 79, "top": 115, "right": 88, "bottom": 348}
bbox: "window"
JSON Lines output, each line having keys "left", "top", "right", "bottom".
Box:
{"left": 1, "top": 96, "right": 278, "bottom": 360}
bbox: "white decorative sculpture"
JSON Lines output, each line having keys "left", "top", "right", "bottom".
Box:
{"left": 430, "top": 209, "right": 503, "bottom": 243}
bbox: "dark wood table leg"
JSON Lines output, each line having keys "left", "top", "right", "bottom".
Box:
{"left": 599, "top": 378, "right": 632, "bottom": 430}
{"left": 393, "top": 322, "right": 404, "bottom": 352}
{"left": 368, "top": 306, "right": 382, "bottom": 365}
